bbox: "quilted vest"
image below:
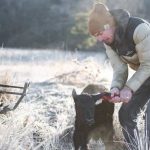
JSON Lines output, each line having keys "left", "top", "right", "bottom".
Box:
{"left": 110, "top": 17, "right": 145, "bottom": 57}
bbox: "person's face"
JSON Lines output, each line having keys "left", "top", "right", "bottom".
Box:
{"left": 93, "top": 27, "right": 115, "bottom": 45}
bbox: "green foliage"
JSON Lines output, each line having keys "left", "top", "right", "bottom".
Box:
{"left": 0, "top": 0, "right": 148, "bottom": 50}
{"left": 69, "top": 12, "right": 96, "bottom": 50}
{"left": 0, "top": 0, "right": 75, "bottom": 49}
{"left": 71, "top": 13, "right": 88, "bottom": 35}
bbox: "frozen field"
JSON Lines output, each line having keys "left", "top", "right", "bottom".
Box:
{"left": 0, "top": 48, "right": 146, "bottom": 150}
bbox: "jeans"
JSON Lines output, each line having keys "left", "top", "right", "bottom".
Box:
{"left": 119, "top": 77, "right": 150, "bottom": 149}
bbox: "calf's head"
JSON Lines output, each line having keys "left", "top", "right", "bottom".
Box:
{"left": 72, "top": 89, "right": 105, "bottom": 126}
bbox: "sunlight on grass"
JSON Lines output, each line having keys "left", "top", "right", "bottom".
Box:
{"left": 0, "top": 49, "right": 147, "bottom": 149}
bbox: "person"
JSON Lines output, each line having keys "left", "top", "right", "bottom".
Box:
{"left": 88, "top": 2, "right": 150, "bottom": 149}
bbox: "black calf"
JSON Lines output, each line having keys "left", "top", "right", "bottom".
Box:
{"left": 72, "top": 85, "right": 114, "bottom": 150}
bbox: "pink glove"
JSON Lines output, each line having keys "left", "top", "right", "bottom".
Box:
{"left": 109, "top": 87, "right": 121, "bottom": 103}
{"left": 120, "top": 86, "right": 133, "bottom": 103}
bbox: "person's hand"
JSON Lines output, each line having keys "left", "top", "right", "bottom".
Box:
{"left": 120, "top": 86, "right": 133, "bottom": 103}
{"left": 109, "top": 87, "right": 121, "bottom": 103}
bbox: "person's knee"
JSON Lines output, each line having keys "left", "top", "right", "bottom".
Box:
{"left": 119, "top": 106, "right": 127, "bottom": 127}
{"left": 119, "top": 106, "right": 136, "bottom": 128}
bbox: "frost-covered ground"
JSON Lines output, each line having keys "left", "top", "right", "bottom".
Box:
{"left": 0, "top": 48, "right": 146, "bottom": 150}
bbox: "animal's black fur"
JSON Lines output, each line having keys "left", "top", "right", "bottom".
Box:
{"left": 72, "top": 84, "right": 114, "bottom": 150}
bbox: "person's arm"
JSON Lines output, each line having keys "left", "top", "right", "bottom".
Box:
{"left": 126, "top": 23, "right": 150, "bottom": 92}
{"left": 104, "top": 44, "right": 128, "bottom": 90}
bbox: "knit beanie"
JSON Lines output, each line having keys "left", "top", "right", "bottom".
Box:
{"left": 88, "top": 3, "right": 115, "bottom": 35}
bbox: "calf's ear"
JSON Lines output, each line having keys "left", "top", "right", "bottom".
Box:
{"left": 72, "top": 89, "right": 77, "bottom": 101}
{"left": 91, "top": 93, "right": 103, "bottom": 102}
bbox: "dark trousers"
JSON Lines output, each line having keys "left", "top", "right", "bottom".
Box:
{"left": 119, "top": 77, "right": 150, "bottom": 149}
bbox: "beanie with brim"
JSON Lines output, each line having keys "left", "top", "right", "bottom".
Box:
{"left": 88, "top": 3, "right": 115, "bottom": 36}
